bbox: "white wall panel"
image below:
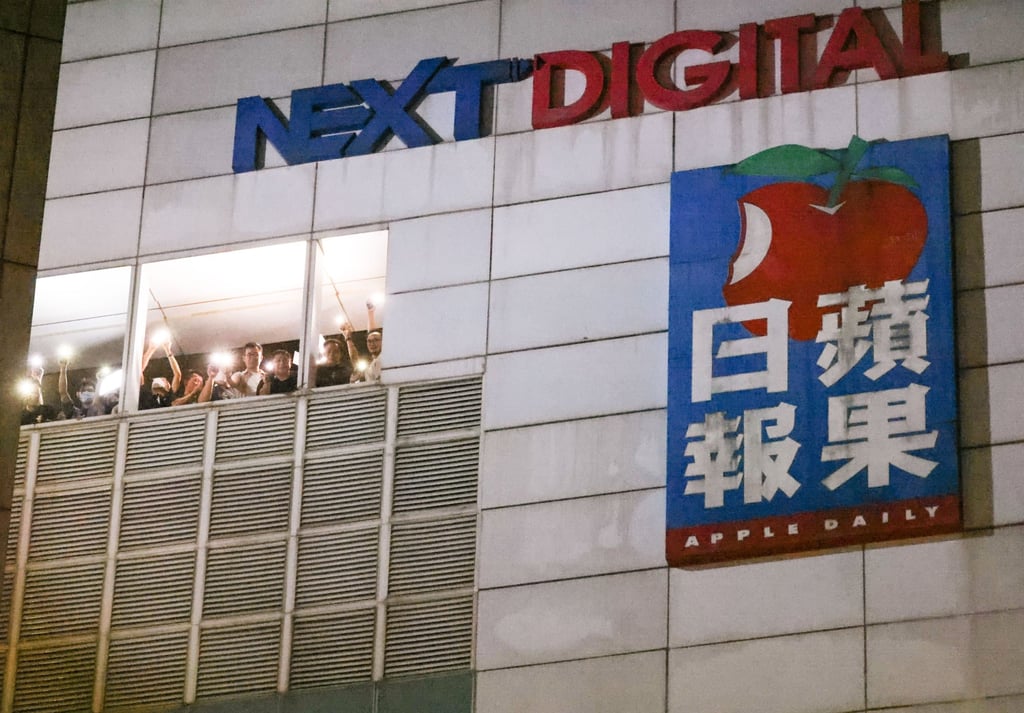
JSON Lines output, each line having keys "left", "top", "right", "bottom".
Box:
{"left": 139, "top": 166, "right": 315, "bottom": 255}
{"left": 61, "top": 0, "right": 160, "bottom": 61}
{"left": 159, "top": 0, "right": 326, "bottom": 46}
{"left": 962, "top": 443, "right": 1024, "bottom": 529}
{"left": 381, "top": 283, "right": 489, "bottom": 367}
{"left": 492, "top": 185, "right": 668, "bottom": 279}
{"left": 53, "top": 51, "right": 155, "bottom": 130}
{"left": 386, "top": 209, "right": 491, "bottom": 293}
{"left": 500, "top": 0, "right": 673, "bottom": 57}
{"left": 313, "top": 138, "right": 495, "bottom": 229}
{"left": 954, "top": 208, "right": 1024, "bottom": 290}
{"left": 953, "top": 133, "right": 1024, "bottom": 215}
{"left": 865, "top": 525, "right": 1024, "bottom": 624}
{"left": 675, "top": 85, "right": 856, "bottom": 171}
{"left": 479, "top": 489, "right": 664, "bottom": 588}
{"left": 489, "top": 259, "right": 668, "bottom": 352}
{"left": 47, "top": 119, "right": 149, "bottom": 197}
{"left": 152, "top": 27, "right": 324, "bottom": 115}
{"left": 668, "top": 628, "right": 864, "bottom": 713}
{"left": 867, "top": 611, "right": 1024, "bottom": 707}
{"left": 483, "top": 333, "right": 667, "bottom": 430}
{"left": 325, "top": 1, "right": 498, "bottom": 84}
{"left": 328, "top": 0, "right": 464, "bottom": 22}
{"left": 675, "top": 0, "right": 851, "bottom": 30}
{"left": 382, "top": 356, "right": 484, "bottom": 384}
{"left": 959, "top": 362, "right": 1024, "bottom": 447}
{"left": 856, "top": 73, "right": 953, "bottom": 144}
{"left": 951, "top": 61, "right": 1024, "bottom": 140}
{"left": 940, "top": 0, "right": 1024, "bottom": 66}
{"left": 481, "top": 409, "right": 665, "bottom": 508}
{"left": 669, "top": 551, "right": 863, "bottom": 647}
{"left": 957, "top": 284, "right": 1024, "bottom": 368}
{"left": 883, "top": 695, "right": 1024, "bottom": 713}
{"left": 147, "top": 107, "right": 235, "bottom": 184}
{"left": 476, "top": 651, "right": 666, "bottom": 713}
{"left": 476, "top": 569, "right": 666, "bottom": 669}
{"left": 39, "top": 188, "right": 142, "bottom": 269}
{"left": 494, "top": 113, "right": 671, "bottom": 205}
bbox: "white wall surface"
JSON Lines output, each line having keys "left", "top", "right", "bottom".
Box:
{"left": 41, "top": 1, "right": 1024, "bottom": 711}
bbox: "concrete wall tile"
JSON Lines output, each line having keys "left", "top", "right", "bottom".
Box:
{"left": 386, "top": 209, "right": 491, "bottom": 293}
{"left": 954, "top": 208, "right": 1024, "bottom": 291}
{"left": 382, "top": 282, "right": 488, "bottom": 367}
{"left": 953, "top": 134, "right": 1024, "bottom": 215}
{"left": 147, "top": 106, "right": 235, "bottom": 184}
{"left": 857, "top": 73, "right": 953, "bottom": 143}
{"left": 941, "top": 0, "right": 1024, "bottom": 66}
{"left": 39, "top": 188, "right": 142, "bottom": 269}
{"left": 483, "top": 333, "right": 667, "bottom": 430}
{"left": 53, "top": 51, "right": 155, "bottom": 130}
{"left": 883, "top": 694, "right": 1024, "bottom": 713}
{"left": 957, "top": 284, "right": 1024, "bottom": 368}
{"left": 160, "top": 0, "right": 326, "bottom": 46}
{"left": 492, "top": 185, "right": 668, "bottom": 279}
{"left": 669, "top": 628, "right": 864, "bottom": 713}
{"left": 328, "top": 0, "right": 462, "bottom": 22}
{"left": 476, "top": 569, "right": 667, "bottom": 669}
{"left": 959, "top": 363, "right": 1024, "bottom": 447}
{"left": 674, "top": 0, "right": 850, "bottom": 30}
{"left": 47, "top": 119, "right": 149, "bottom": 197}
{"left": 962, "top": 443, "right": 1024, "bottom": 529}
{"left": 951, "top": 61, "right": 1024, "bottom": 140}
{"left": 476, "top": 651, "right": 665, "bottom": 713}
{"left": 669, "top": 551, "right": 863, "bottom": 647}
{"left": 479, "top": 489, "right": 664, "bottom": 588}
{"left": 62, "top": 0, "right": 160, "bottom": 61}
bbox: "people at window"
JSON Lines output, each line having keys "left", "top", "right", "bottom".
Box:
{"left": 172, "top": 370, "right": 205, "bottom": 406}
{"left": 347, "top": 301, "right": 383, "bottom": 384}
{"left": 315, "top": 333, "right": 353, "bottom": 388}
{"left": 58, "top": 359, "right": 117, "bottom": 418}
{"left": 230, "top": 342, "right": 266, "bottom": 397}
{"left": 139, "top": 338, "right": 181, "bottom": 410}
{"left": 261, "top": 350, "right": 297, "bottom": 394}
{"left": 19, "top": 365, "right": 58, "bottom": 425}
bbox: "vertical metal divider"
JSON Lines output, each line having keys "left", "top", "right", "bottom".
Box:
{"left": 184, "top": 410, "right": 218, "bottom": 703}
{"left": 2, "top": 431, "right": 40, "bottom": 713}
{"left": 372, "top": 386, "right": 400, "bottom": 681}
{"left": 91, "top": 420, "right": 130, "bottom": 712}
{"left": 278, "top": 396, "right": 307, "bottom": 693}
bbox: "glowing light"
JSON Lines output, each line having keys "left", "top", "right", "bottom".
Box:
{"left": 56, "top": 344, "right": 74, "bottom": 360}
{"left": 263, "top": 360, "right": 275, "bottom": 372}
{"left": 369, "top": 292, "right": 386, "bottom": 307}
{"left": 98, "top": 368, "right": 123, "bottom": 396}
{"left": 17, "top": 378, "right": 38, "bottom": 399}
{"left": 96, "top": 365, "right": 111, "bottom": 378}
{"left": 338, "top": 316, "right": 349, "bottom": 328}
{"left": 150, "top": 327, "right": 170, "bottom": 346}
{"left": 316, "top": 356, "right": 327, "bottom": 365}
{"left": 356, "top": 359, "right": 368, "bottom": 372}
{"left": 28, "top": 354, "right": 43, "bottom": 368}
{"left": 211, "top": 351, "right": 234, "bottom": 369}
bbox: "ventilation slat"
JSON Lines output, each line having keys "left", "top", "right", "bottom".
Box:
{"left": 210, "top": 464, "right": 292, "bottom": 539}
{"left": 396, "top": 379, "right": 482, "bottom": 437}
{"left": 196, "top": 623, "right": 280, "bottom": 700}
{"left": 112, "top": 553, "right": 195, "bottom": 630}
{"left": 20, "top": 563, "right": 105, "bottom": 639}
{"left": 126, "top": 414, "right": 206, "bottom": 472}
{"left": 120, "top": 473, "right": 201, "bottom": 550}
{"left": 305, "top": 389, "right": 386, "bottom": 451}
{"left": 104, "top": 632, "right": 188, "bottom": 710}
{"left": 289, "top": 610, "right": 375, "bottom": 689}
{"left": 384, "top": 597, "right": 473, "bottom": 677}
{"left": 393, "top": 440, "right": 478, "bottom": 513}
{"left": 28, "top": 487, "right": 111, "bottom": 561}
{"left": 301, "top": 452, "right": 383, "bottom": 527}
{"left": 215, "top": 401, "right": 296, "bottom": 462}
{"left": 36, "top": 425, "right": 118, "bottom": 484}
{"left": 14, "top": 643, "right": 95, "bottom": 713}
{"left": 14, "top": 435, "right": 28, "bottom": 491}
{"left": 389, "top": 517, "right": 476, "bottom": 597}
{"left": 203, "top": 542, "right": 287, "bottom": 618}
{"left": 295, "top": 529, "right": 378, "bottom": 610}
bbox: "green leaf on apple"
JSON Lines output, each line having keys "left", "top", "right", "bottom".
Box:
{"left": 731, "top": 145, "right": 841, "bottom": 179}
{"left": 851, "top": 166, "right": 919, "bottom": 189}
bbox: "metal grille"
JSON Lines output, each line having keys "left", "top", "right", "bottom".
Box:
{"left": 36, "top": 423, "right": 117, "bottom": 484}
{"left": 119, "top": 472, "right": 201, "bottom": 550}
{"left": 301, "top": 451, "right": 383, "bottom": 527}
{"left": 393, "top": 439, "right": 479, "bottom": 513}
{"left": 203, "top": 541, "right": 287, "bottom": 619}
{"left": 13, "top": 435, "right": 27, "bottom": 491}
{"left": 20, "top": 562, "right": 104, "bottom": 639}
{"left": 111, "top": 553, "right": 195, "bottom": 630}
{"left": 305, "top": 388, "right": 387, "bottom": 451}
{"left": 13, "top": 642, "right": 95, "bottom": 713}
{"left": 215, "top": 401, "right": 296, "bottom": 463}
{"left": 104, "top": 632, "right": 188, "bottom": 711}
{"left": 209, "top": 463, "right": 292, "bottom": 540}
{"left": 28, "top": 486, "right": 110, "bottom": 561}
{"left": 125, "top": 413, "right": 206, "bottom": 473}
{"left": 384, "top": 597, "right": 474, "bottom": 677}
{"left": 389, "top": 516, "right": 476, "bottom": 597}
{"left": 289, "top": 609, "right": 376, "bottom": 689}
{"left": 397, "top": 379, "right": 482, "bottom": 436}
{"left": 196, "top": 622, "right": 280, "bottom": 700}
{"left": 295, "top": 528, "right": 378, "bottom": 610}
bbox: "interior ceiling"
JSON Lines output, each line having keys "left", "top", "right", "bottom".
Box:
{"left": 28, "top": 232, "right": 388, "bottom": 372}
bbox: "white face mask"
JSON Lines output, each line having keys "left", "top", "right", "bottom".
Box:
{"left": 79, "top": 390, "right": 96, "bottom": 405}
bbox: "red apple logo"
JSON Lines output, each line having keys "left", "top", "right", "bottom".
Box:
{"left": 722, "top": 136, "right": 928, "bottom": 340}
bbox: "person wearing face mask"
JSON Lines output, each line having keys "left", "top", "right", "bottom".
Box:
{"left": 57, "top": 359, "right": 116, "bottom": 419}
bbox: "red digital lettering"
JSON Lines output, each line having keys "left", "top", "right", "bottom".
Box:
{"left": 900, "top": 0, "right": 949, "bottom": 75}
{"left": 636, "top": 30, "right": 731, "bottom": 111}
{"left": 764, "top": 13, "right": 817, "bottom": 94}
{"left": 814, "top": 6, "right": 898, "bottom": 89}
{"left": 531, "top": 50, "right": 606, "bottom": 129}
{"left": 609, "top": 41, "right": 634, "bottom": 119}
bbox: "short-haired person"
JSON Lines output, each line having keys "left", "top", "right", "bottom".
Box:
{"left": 260, "top": 350, "right": 297, "bottom": 395}
{"left": 230, "top": 342, "right": 266, "bottom": 397}
{"left": 58, "top": 359, "right": 116, "bottom": 418}
{"left": 349, "top": 330, "right": 382, "bottom": 383}
{"left": 172, "top": 370, "right": 205, "bottom": 406}
{"left": 20, "top": 365, "right": 58, "bottom": 425}
{"left": 314, "top": 327, "right": 353, "bottom": 388}
{"left": 139, "top": 338, "right": 182, "bottom": 410}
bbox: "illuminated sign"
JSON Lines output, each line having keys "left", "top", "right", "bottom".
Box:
{"left": 665, "top": 134, "right": 959, "bottom": 566}
{"left": 233, "top": 0, "right": 949, "bottom": 172}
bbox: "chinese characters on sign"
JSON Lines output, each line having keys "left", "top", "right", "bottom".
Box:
{"left": 666, "top": 135, "right": 960, "bottom": 566}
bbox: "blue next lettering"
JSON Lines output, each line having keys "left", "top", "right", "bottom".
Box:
{"left": 232, "top": 57, "right": 532, "bottom": 173}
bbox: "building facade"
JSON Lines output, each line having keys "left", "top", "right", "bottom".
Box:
{"left": 3, "top": 0, "right": 1024, "bottom": 711}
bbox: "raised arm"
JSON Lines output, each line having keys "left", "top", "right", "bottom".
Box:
{"left": 140, "top": 342, "right": 159, "bottom": 385}
{"left": 198, "top": 365, "right": 218, "bottom": 403}
{"left": 165, "top": 343, "right": 182, "bottom": 393}
{"left": 342, "top": 323, "right": 360, "bottom": 364}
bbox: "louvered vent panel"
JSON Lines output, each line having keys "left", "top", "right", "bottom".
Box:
{"left": 125, "top": 413, "right": 206, "bottom": 472}
{"left": 119, "top": 473, "right": 201, "bottom": 550}
{"left": 111, "top": 553, "right": 195, "bottom": 630}
{"left": 393, "top": 439, "right": 478, "bottom": 513}
{"left": 14, "top": 642, "right": 95, "bottom": 713}
{"left": 104, "top": 632, "right": 188, "bottom": 711}
{"left": 301, "top": 451, "right": 382, "bottom": 527}
{"left": 0, "top": 570, "right": 11, "bottom": 644}
{"left": 20, "top": 562, "right": 104, "bottom": 639}
{"left": 203, "top": 542, "right": 286, "bottom": 619}
{"left": 289, "top": 609, "right": 375, "bottom": 689}
{"left": 384, "top": 597, "right": 473, "bottom": 678}
{"left": 196, "top": 622, "right": 280, "bottom": 700}
{"left": 388, "top": 516, "right": 476, "bottom": 597}
{"left": 305, "top": 389, "right": 386, "bottom": 451}
{"left": 295, "top": 528, "right": 378, "bottom": 610}
{"left": 209, "top": 463, "right": 291, "bottom": 540}
{"left": 215, "top": 401, "right": 295, "bottom": 462}
{"left": 5, "top": 494, "right": 21, "bottom": 568}
{"left": 396, "top": 379, "right": 482, "bottom": 437}
{"left": 29, "top": 487, "right": 110, "bottom": 561}
{"left": 14, "top": 435, "right": 27, "bottom": 491}
{"left": 36, "top": 424, "right": 117, "bottom": 484}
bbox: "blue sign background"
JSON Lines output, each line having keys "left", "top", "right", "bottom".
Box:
{"left": 667, "top": 135, "right": 958, "bottom": 531}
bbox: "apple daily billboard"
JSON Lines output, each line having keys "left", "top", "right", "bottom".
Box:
{"left": 666, "top": 134, "right": 959, "bottom": 566}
